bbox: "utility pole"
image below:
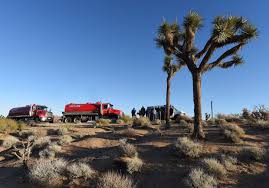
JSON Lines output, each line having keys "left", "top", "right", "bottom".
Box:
{"left": 211, "top": 100, "right": 214, "bottom": 119}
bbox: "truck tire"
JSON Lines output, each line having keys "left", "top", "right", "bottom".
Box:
{"left": 74, "top": 117, "right": 81, "bottom": 124}
{"left": 64, "top": 117, "right": 73, "bottom": 123}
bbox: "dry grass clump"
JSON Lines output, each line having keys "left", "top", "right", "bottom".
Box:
{"left": 2, "top": 136, "right": 19, "bottom": 148}
{"left": 48, "top": 142, "right": 62, "bottom": 153}
{"left": 240, "top": 147, "right": 266, "bottom": 161}
{"left": 223, "top": 130, "right": 241, "bottom": 143}
{"left": 202, "top": 158, "right": 227, "bottom": 178}
{"left": 185, "top": 168, "right": 217, "bottom": 188}
{"left": 121, "top": 156, "right": 143, "bottom": 174}
{"left": 118, "top": 128, "right": 137, "bottom": 137}
{"left": 33, "top": 136, "right": 51, "bottom": 149}
{"left": 175, "top": 137, "right": 203, "bottom": 158}
{"left": 252, "top": 120, "right": 269, "bottom": 129}
{"left": 0, "top": 119, "right": 25, "bottom": 133}
{"left": 120, "top": 141, "right": 138, "bottom": 158}
{"left": 219, "top": 154, "right": 237, "bottom": 171}
{"left": 58, "top": 135, "right": 73, "bottom": 145}
{"left": 29, "top": 158, "right": 67, "bottom": 187}
{"left": 220, "top": 123, "right": 245, "bottom": 143}
{"left": 116, "top": 119, "right": 125, "bottom": 124}
{"left": 67, "top": 162, "right": 95, "bottom": 180}
{"left": 96, "top": 119, "right": 111, "bottom": 126}
{"left": 56, "top": 127, "right": 68, "bottom": 135}
{"left": 152, "top": 119, "right": 162, "bottom": 125}
{"left": 132, "top": 117, "right": 151, "bottom": 128}
{"left": 97, "top": 171, "right": 135, "bottom": 188}
{"left": 120, "top": 115, "right": 133, "bottom": 125}
{"left": 175, "top": 115, "right": 193, "bottom": 124}
{"left": 178, "top": 120, "right": 194, "bottom": 133}
{"left": 39, "top": 148, "right": 56, "bottom": 159}
{"left": 214, "top": 118, "right": 227, "bottom": 125}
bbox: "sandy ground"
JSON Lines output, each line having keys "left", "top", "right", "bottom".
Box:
{"left": 0, "top": 122, "right": 269, "bottom": 188}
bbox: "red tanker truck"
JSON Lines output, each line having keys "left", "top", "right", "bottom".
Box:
{"left": 62, "top": 102, "right": 123, "bottom": 123}
{"left": 7, "top": 104, "right": 54, "bottom": 123}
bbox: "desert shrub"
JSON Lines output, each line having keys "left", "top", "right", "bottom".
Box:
{"left": 39, "top": 148, "right": 56, "bottom": 159}
{"left": 185, "top": 168, "right": 217, "bottom": 188}
{"left": 251, "top": 105, "right": 269, "bottom": 121}
{"left": 67, "top": 162, "right": 95, "bottom": 180}
{"left": 121, "top": 156, "right": 143, "bottom": 174}
{"left": 33, "top": 136, "right": 51, "bottom": 149}
{"left": 18, "top": 130, "right": 36, "bottom": 139}
{"left": 152, "top": 119, "right": 162, "bottom": 125}
{"left": 132, "top": 117, "right": 151, "bottom": 128}
{"left": 48, "top": 142, "right": 62, "bottom": 153}
{"left": 175, "top": 137, "right": 203, "bottom": 158}
{"left": 0, "top": 119, "right": 23, "bottom": 133}
{"left": 214, "top": 118, "right": 227, "bottom": 125}
{"left": 220, "top": 123, "right": 245, "bottom": 143}
{"left": 120, "top": 141, "right": 138, "bottom": 158}
{"left": 242, "top": 108, "right": 251, "bottom": 119}
{"left": 175, "top": 115, "right": 193, "bottom": 123}
{"left": 97, "top": 171, "right": 135, "bottom": 188}
{"left": 118, "top": 128, "right": 137, "bottom": 137}
{"left": 202, "top": 158, "right": 227, "bottom": 178}
{"left": 223, "top": 130, "right": 241, "bottom": 143}
{"left": 240, "top": 147, "right": 266, "bottom": 161}
{"left": 116, "top": 119, "right": 125, "bottom": 124}
{"left": 58, "top": 135, "right": 73, "bottom": 145}
{"left": 56, "top": 127, "right": 68, "bottom": 135}
{"left": 96, "top": 119, "right": 111, "bottom": 126}
{"left": 119, "top": 115, "right": 133, "bottom": 125}
{"left": 2, "top": 136, "right": 19, "bottom": 148}
{"left": 219, "top": 154, "right": 237, "bottom": 171}
{"left": 29, "top": 158, "right": 67, "bottom": 187}
{"left": 252, "top": 120, "right": 269, "bottom": 129}
{"left": 178, "top": 120, "right": 194, "bottom": 133}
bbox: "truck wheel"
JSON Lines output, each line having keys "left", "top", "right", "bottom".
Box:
{"left": 35, "top": 117, "right": 40, "bottom": 123}
{"left": 64, "top": 117, "right": 73, "bottom": 123}
{"left": 74, "top": 117, "right": 81, "bottom": 124}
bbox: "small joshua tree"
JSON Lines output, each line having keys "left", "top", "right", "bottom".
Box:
{"left": 163, "top": 56, "right": 180, "bottom": 128}
{"left": 156, "top": 11, "right": 258, "bottom": 139}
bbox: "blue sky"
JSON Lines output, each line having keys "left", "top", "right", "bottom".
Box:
{"left": 0, "top": 0, "right": 268, "bottom": 116}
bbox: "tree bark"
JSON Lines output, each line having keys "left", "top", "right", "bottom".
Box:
{"left": 192, "top": 72, "right": 205, "bottom": 140}
{"left": 165, "top": 75, "right": 171, "bottom": 129}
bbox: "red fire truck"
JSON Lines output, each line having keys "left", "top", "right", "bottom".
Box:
{"left": 62, "top": 102, "right": 123, "bottom": 123}
{"left": 7, "top": 104, "right": 54, "bottom": 123}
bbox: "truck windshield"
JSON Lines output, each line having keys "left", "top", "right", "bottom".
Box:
{"left": 36, "top": 106, "right": 48, "bottom": 111}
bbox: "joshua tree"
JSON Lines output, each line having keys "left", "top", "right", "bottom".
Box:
{"left": 156, "top": 12, "right": 257, "bottom": 139}
{"left": 162, "top": 56, "right": 180, "bottom": 128}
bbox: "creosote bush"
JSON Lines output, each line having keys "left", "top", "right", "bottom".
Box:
{"left": 185, "top": 168, "right": 217, "bottom": 188}
{"left": 67, "top": 162, "right": 95, "bottom": 180}
{"left": 202, "top": 158, "right": 227, "bottom": 178}
{"left": 175, "top": 137, "right": 203, "bottom": 158}
{"left": 97, "top": 171, "right": 135, "bottom": 188}
{"left": 132, "top": 117, "right": 151, "bottom": 128}
{"left": 240, "top": 147, "right": 266, "bottom": 161}
{"left": 29, "top": 158, "right": 67, "bottom": 187}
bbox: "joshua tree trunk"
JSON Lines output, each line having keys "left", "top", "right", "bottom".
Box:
{"left": 192, "top": 72, "right": 205, "bottom": 139}
{"left": 165, "top": 75, "right": 171, "bottom": 129}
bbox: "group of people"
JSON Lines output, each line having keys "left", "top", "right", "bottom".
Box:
{"left": 131, "top": 106, "right": 169, "bottom": 121}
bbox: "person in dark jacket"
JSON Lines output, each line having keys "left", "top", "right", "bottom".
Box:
{"left": 140, "top": 106, "right": 146, "bottom": 117}
{"left": 131, "top": 108, "right": 136, "bottom": 117}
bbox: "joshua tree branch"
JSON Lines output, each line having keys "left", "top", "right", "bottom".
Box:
{"left": 204, "top": 43, "right": 244, "bottom": 71}
{"left": 198, "top": 44, "right": 216, "bottom": 71}
{"left": 195, "top": 37, "right": 213, "bottom": 59}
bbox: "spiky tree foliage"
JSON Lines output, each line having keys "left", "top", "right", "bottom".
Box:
{"left": 162, "top": 56, "right": 181, "bottom": 128}
{"left": 156, "top": 11, "right": 257, "bottom": 139}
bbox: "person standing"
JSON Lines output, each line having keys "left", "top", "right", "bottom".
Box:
{"left": 152, "top": 108, "right": 157, "bottom": 121}
{"left": 131, "top": 108, "right": 136, "bottom": 117}
{"left": 140, "top": 106, "right": 146, "bottom": 117}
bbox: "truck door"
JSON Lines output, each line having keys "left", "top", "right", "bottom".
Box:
{"left": 102, "top": 104, "right": 109, "bottom": 116}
